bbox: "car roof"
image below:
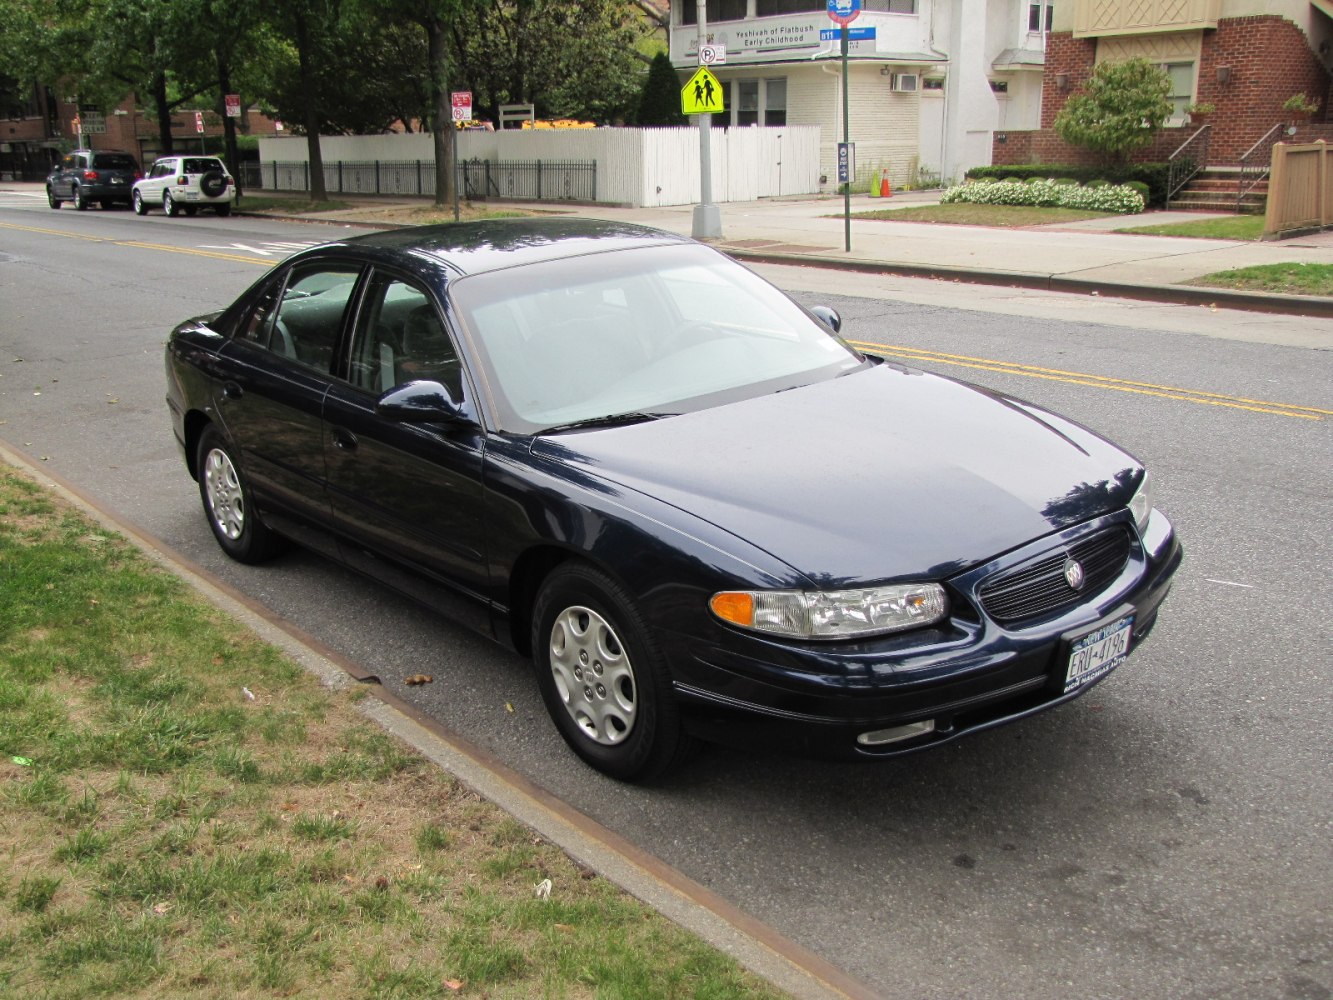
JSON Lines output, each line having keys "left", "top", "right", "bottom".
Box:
{"left": 317, "top": 217, "right": 694, "bottom": 278}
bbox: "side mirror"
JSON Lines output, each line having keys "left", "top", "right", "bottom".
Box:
{"left": 376, "top": 380, "right": 467, "bottom": 424}
{"left": 810, "top": 305, "right": 842, "bottom": 334}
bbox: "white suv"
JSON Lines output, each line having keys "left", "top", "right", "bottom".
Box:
{"left": 132, "top": 156, "right": 236, "bottom": 217}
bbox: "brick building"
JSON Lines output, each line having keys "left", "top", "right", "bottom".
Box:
{"left": 995, "top": 0, "right": 1333, "bottom": 167}
{"left": 1, "top": 88, "right": 284, "bottom": 181}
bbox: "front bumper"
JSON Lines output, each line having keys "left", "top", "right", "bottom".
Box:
{"left": 665, "top": 510, "right": 1182, "bottom": 760}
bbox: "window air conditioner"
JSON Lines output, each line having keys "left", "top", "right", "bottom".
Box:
{"left": 891, "top": 73, "right": 920, "bottom": 93}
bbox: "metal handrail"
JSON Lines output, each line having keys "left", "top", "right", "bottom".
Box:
{"left": 1237, "top": 123, "right": 1284, "bottom": 213}
{"left": 1165, "top": 124, "right": 1211, "bottom": 208}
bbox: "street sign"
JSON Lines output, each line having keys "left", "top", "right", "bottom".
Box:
{"left": 451, "top": 91, "right": 472, "bottom": 123}
{"left": 699, "top": 43, "right": 726, "bottom": 65}
{"left": 819, "top": 26, "right": 875, "bottom": 40}
{"left": 827, "top": 0, "right": 861, "bottom": 26}
{"left": 837, "top": 141, "right": 855, "bottom": 184}
{"left": 681, "top": 66, "right": 724, "bottom": 116}
{"left": 225, "top": 94, "right": 241, "bottom": 118}
{"left": 194, "top": 111, "right": 205, "bottom": 134}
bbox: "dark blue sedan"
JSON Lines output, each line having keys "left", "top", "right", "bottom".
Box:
{"left": 165, "top": 218, "right": 1181, "bottom": 781}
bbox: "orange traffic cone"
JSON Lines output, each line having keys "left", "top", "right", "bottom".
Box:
{"left": 880, "top": 169, "right": 891, "bottom": 198}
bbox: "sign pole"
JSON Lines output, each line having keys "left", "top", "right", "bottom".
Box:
{"left": 692, "top": 0, "right": 722, "bottom": 239}
{"left": 842, "top": 22, "right": 850, "bottom": 252}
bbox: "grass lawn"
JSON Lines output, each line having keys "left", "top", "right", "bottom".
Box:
{"left": 0, "top": 466, "right": 789, "bottom": 1000}
{"left": 851, "top": 203, "right": 1117, "bottom": 226}
{"left": 236, "top": 194, "right": 355, "bottom": 214}
{"left": 1185, "top": 262, "right": 1333, "bottom": 296}
{"left": 1116, "top": 215, "right": 1266, "bottom": 240}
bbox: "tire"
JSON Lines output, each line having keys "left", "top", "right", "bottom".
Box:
{"left": 132, "top": 190, "right": 148, "bottom": 215}
{"left": 195, "top": 426, "right": 285, "bottom": 564}
{"left": 200, "top": 171, "right": 226, "bottom": 198}
{"left": 47, "top": 187, "right": 62, "bottom": 209}
{"left": 163, "top": 191, "right": 180, "bottom": 217}
{"left": 531, "top": 563, "right": 693, "bottom": 782}
{"left": 184, "top": 205, "right": 198, "bottom": 217}
{"left": 73, "top": 186, "right": 88, "bottom": 210}
{"left": 214, "top": 203, "right": 232, "bottom": 217}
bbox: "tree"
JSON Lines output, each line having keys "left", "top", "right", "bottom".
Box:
{"left": 1053, "top": 57, "right": 1173, "bottom": 163}
{"left": 635, "top": 51, "right": 684, "bottom": 126}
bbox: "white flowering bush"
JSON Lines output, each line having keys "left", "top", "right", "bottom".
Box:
{"left": 940, "top": 178, "right": 1145, "bottom": 214}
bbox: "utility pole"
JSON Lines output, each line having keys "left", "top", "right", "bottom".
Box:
{"left": 692, "top": 0, "right": 722, "bottom": 239}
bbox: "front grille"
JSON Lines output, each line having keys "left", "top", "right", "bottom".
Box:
{"left": 978, "top": 526, "right": 1131, "bottom": 623}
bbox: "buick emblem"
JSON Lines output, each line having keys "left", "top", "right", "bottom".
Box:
{"left": 1064, "top": 557, "right": 1086, "bottom": 591}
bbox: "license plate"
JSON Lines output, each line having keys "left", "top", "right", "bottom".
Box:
{"left": 1064, "top": 614, "right": 1134, "bottom": 693}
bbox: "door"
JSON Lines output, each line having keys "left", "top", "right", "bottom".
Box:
{"left": 212, "top": 263, "right": 362, "bottom": 549}
{"left": 321, "top": 270, "right": 491, "bottom": 630}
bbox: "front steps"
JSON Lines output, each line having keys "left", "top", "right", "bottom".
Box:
{"left": 1169, "top": 166, "right": 1268, "bottom": 214}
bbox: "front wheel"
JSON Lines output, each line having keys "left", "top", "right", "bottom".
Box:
{"left": 132, "top": 190, "right": 148, "bottom": 215}
{"left": 531, "top": 564, "right": 693, "bottom": 782}
{"left": 195, "top": 426, "right": 285, "bottom": 563}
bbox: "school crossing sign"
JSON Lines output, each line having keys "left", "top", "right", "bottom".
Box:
{"left": 681, "top": 66, "right": 725, "bottom": 116}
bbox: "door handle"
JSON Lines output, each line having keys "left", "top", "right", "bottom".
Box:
{"left": 222, "top": 382, "right": 242, "bottom": 400}
{"left": 332, "top": 427, "right": 358, "bottom": 451}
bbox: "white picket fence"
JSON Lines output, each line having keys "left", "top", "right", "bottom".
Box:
{"left": 256, "top": 126, "right": 821, "bottom": 207}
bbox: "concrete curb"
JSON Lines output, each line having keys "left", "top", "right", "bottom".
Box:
{"left": 0, "top": 438, "right": 883, "bottom": 1000}
{"left": 722, "top": 249, "right": 1333, "bottom": 319}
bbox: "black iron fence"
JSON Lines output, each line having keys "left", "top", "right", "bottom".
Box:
{"left": 239, "top": 158, "right": 596, "bottom": 202}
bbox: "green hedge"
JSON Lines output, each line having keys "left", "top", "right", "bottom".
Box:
{"left": 966, "top": 163, "right": 1173, "bottom": 207}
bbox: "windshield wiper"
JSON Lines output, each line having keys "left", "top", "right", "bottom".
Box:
{"left": 537, "top": 411, "right": 670, "bottom": 435}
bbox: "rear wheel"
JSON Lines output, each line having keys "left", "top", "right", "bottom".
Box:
{"left": 184, "top": 205, "right": 198, "bottom": 217}
{"left": 215, "top": 203, "right": 232, "bottom": 217}
{"left": 195, "top": 426, "right": 285, "bottom": 563}
{"left": 531, "top": 563, "right": 693, "bottom": 782}
{"left": 46, "top": 187, "right": 62, "bottom": 209}
{"left": 163, "top": 191, "right": 180, "bottom": 217}
{"left": 132, "top": 190, "right": 148, "bottom": 215}
{"left": 73, "top": 186, "right": 89, "bottom": 210}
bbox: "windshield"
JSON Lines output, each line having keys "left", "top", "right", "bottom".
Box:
{"left": 92, "top": 154, "right": 137, "bottom": 170}
{"left": 449, "top": 243, "right": 864, "bottom": 433}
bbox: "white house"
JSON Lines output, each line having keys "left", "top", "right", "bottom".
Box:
{"left": 669, "top": 0, "right": 1055, "bottom": 186}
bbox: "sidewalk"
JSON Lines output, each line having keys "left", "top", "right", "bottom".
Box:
{"left": 260, "top": 187, "right": 1333, "bottom": 318}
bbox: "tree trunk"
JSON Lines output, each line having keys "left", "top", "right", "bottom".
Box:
{"left": 153, "top": 71, "right": 174, "bottom": 156}
{"left": 427, "top": 17, "right": 452, "bottom": 208}
{"left": 217, "top": 53, "right": 242, "bottom": 197}
{"left": 294, "top": 8, "right": 327, "bottom": 201}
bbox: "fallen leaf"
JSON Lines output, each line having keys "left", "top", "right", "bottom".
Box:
{"left": 153, "top": 902, "right": 172, "bottom": 915}
{"left": 554, "top": 923, "right": 574, "bottom": 933}
{"left": 405, "top": 674, "right": 434, "bottom": 685}
{"left": 505, "top": 702, "right": 514, "bottom": 713}
{"left": 443, "top": 980, "right": 464, "bottom": 992}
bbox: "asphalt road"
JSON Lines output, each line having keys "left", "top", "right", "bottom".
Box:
{"left": 2, "top": 195, "right": 1329, "bottom": 1000}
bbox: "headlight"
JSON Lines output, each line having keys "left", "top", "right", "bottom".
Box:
{"left": 710, "top": 583, "right": 948, "bottom": 639}
{"left": 1128, "top": 470, "right": 1154, "bottom": 531}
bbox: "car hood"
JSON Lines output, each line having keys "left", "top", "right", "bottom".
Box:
{"left": 530, "top": 363, "right": 1141, "bottom": 586}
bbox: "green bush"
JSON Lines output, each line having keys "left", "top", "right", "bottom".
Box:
{"left": 1003, "top": 176, "right": 1024, "bottom": 184}
{"left": 967, "top": 163, "right": 1172, "bottom": 206}
{"left": 1125, "top": 180, "right": 1150, "bottom": 200}
{"left": 1087, "top": 179, "right": 1109, "bottom": 188}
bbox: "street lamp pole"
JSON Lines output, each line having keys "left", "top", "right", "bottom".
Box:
{"left": 692, "top": 0, "right": 722, "bottom": 238}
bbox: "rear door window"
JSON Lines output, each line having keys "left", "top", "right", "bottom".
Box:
{"left": 182, "top": 158, "right": 224, "bottom": 174}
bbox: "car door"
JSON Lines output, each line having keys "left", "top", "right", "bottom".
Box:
{"left": 321, "top": 269, "right": 492, "bottom": 631}
{"left": 211, "top": 262, "right": 363, "bottom": 552}
{"left": 53, "top": 153, "right": 78, "bottom": 198}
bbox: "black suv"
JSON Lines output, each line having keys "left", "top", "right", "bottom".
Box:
{"left": 47, "top": 149, "right": 142, "bottom": 210}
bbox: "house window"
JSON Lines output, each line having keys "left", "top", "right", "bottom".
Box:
{"left": 989, "top": 80, "right": 1009, "bottom": 94}
{"left": 1160, "top": 62, "right": 1194, "bottom": 122}
{"left": 764, "top": 78, "right": 787, "bottom": 125}
{"left": 738, "top": 80, "right": 760, "bottom": 126}
{"left": 757, "top": 0, "right": 824, "bottom": 14}
{"left": 865, "top": 0, "right": 917, "bottom": 11}
{"left": 680, "top": 0, "right": 748, "bottom": 25}
{"left": 1028, "top": 3, "right": 1053, "bottom": 32}
{"left": 923, "top": 77, "right": 945, "bottom": 91}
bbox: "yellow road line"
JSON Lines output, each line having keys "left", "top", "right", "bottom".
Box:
{"left": 0, "top": 221, "right": 273, "bottom": 266}
{"left": 850, "top": 340, "right": 1324, "bottom": 421}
